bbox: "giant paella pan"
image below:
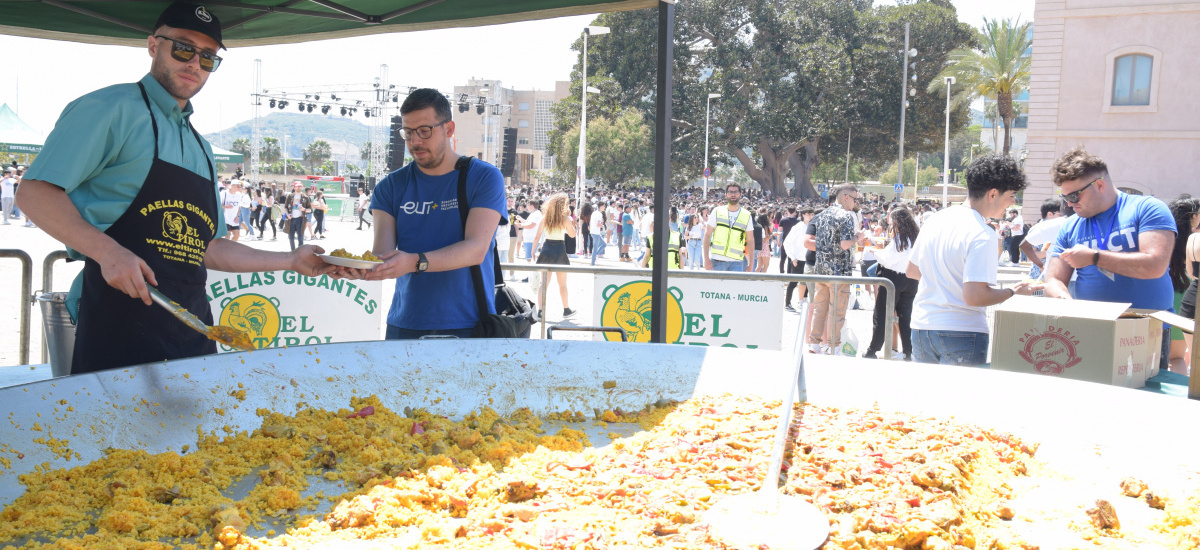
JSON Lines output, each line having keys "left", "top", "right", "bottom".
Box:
{"left": 1, "top": 339, "right": 1199, "bottom": 549}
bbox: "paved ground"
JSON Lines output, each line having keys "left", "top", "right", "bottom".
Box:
{"left": 1, "top": 213, "right": 1028, "bottom": 381}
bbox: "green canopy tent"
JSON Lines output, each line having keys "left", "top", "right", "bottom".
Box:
{"left": 0, "top": 0, "right": 677, "bottom": 342}
{"left": 211, "top": 145, "right": 244, "bottom": 164}
{"left": 0, "top": 103, "right": 44, "bottom": 160}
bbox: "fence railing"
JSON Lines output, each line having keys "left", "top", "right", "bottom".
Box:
{"left": 0, "top": 250, "right": 32, "bottom": 365}
{"left": 498, "top": 262, "right": 898, "bottom": 359}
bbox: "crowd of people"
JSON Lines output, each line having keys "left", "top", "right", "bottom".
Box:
{"left": 500, "top": 149, "right": 1196, "bottom": 374}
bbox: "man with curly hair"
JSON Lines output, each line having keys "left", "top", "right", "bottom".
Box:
{"left": 906, "top": 155, "right": 1038, "bottom": 366}
{"left": 1043, "top": 147, "right": 1175, "bottom": 371}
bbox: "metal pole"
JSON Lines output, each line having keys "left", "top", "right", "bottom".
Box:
{"left": 250, "top": 59, "right": 261, "bottom": 185}
{"left": 650, "top": 0, "right": 674, "bottom": 344}
{"left": 1, "top": 250, "right": 33, "bottom": 365}
{"left": 897, "top": 21, "right": 910, "bottom": 189}
{"left": 943, "top": 77, "right": 954, "bottom": 208}
{"left": 844, "top": 126, "right": 852, "bottom": 184}
{"left": 704, "top": 95, "right": 711, "bottom": 199}
{"left": 577, "top": 31, "right": 590, "bottom": 213}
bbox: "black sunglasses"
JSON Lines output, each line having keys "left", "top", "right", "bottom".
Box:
{"left": 154, "top": 35, "right": 222, "bottom": 72}
{"left": 1061, "top": 177, "right": 1101, "bottom": 203}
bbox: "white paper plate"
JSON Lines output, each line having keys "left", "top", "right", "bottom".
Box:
{"left": 318, "top": 254, "right": 383, "bottom": 269}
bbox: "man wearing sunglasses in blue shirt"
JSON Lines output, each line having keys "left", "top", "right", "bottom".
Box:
{"left": 16, "top": 3, "right": 336, "bottom": 374}
{"left": 1043, "top": 147, "right": 1176, "bottom": 371}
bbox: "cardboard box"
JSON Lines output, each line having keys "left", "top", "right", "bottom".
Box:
{"left": 993, "top": 296, "right": 1163, "bottom": 388}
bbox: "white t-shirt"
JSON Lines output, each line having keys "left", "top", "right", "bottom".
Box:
{"left": 783, "top": 221, "right": 807, "bottom": 259}
{"left": 239, "top": 192, "right": 253, "bottom": 209}
{"left": 875, "top": 237, "right": 914, "bottom": 273}
{"left": 221, "top": 190, "right": 241, "bottom": 224}
{"left": 1022, "top": 216, "right": 1068, "bottom": 248}
{"left": 589, "top": 210, "right": 605, "bottom": 234}
{"left": 909, "top": 205, "right": 999, "bottom": 334}
{"left": 1008, "top": 214, "right": 1025, "bottom": 236}
{"left": 0, "top": 177, "right": 14, "bottom": 199}
{"left": 522, "top": 210, "right": 543, "bottom": 243}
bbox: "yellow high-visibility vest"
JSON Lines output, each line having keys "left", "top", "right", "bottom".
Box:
{"left": 646, "top": 231, "right": 682, "bottom": 269}
{"left": 710, "top": 206, "right": 752, "bottom": 260}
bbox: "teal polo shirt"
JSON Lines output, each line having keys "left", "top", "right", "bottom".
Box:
{"left": 25, "top": 73, "right": 227, "bottom": 314}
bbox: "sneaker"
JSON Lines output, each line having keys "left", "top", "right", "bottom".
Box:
{"left": 520, "top": 278, "right": 529, "bottom": 283}
{"left": 784, "top": 304, "right": 795, "bottom": 312}
{"left": 807, "top": 343, "right": 822, "bottom": 354}
{"left": 893, "top": 352, "right": 906, "bottom": 360}
{"left": 863, "top": 351, "right": 878, "bottom": 360}
{"left": 563, "top": 308, "right": 577, "bottom": 319}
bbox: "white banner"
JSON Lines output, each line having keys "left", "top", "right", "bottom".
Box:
{"left": 205, "top": 270, "right": 383, "bottom": 351}
{"left": 592, "top": 275, "right": 782, "bottom": 350}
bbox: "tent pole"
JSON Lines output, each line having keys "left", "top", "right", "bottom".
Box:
{"left": 650, "top": 0, "right": 674, "bottom": 344}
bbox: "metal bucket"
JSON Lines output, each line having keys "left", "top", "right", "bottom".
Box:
{"left": 35, "top": 292, "right": 74, "bottom": 377}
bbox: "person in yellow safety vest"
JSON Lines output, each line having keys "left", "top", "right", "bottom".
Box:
{"left": 640, "top": 215, "right": 682, "bottom": 269}
{"left": 703, "top": 183, "right": 756, "bottom": 272}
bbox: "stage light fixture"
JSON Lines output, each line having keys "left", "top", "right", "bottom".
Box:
{"left": 476, "top": 104, "right": 485, "bottom": 115}
{"left": 364, "top": 109, "right": 371, "bottom": 118}
{"left": 321, "top": 105, "right": 330, "bottom": 115}
{"left": 307, "top": 104, "right": 314, "bottom": 113}
{"left": 341, "top": 107, "right": 347, "bottom": 116}
{"left": 314, "top": 95, "right": 320, "bottom": 101}
{"left": 298, "top": 102, "right": 305, "bottom": 111}
{"left": 269, "top": 99, "right": 276, "bottom": 108}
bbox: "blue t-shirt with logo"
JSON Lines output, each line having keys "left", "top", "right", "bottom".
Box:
{"left": 622, "top": 213, "right": 633, "bottom": 235}
{"left": 1050, "top": 192, "right": 1175, "bottom": 310}
{"left": 372, "top": 160, "right": 507, "bottom": 330}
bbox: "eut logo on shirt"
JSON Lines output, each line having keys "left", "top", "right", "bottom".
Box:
{"left": 400, "top": 198, "right": 458, "bottom": 215}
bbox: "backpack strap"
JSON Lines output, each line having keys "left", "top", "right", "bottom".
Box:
{"left": 454, "top": 156, "right": 504, "bottom": 319}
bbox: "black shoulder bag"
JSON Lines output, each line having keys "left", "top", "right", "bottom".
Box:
{"left": 454, "top": 156, "right": 537, "bottom": 338}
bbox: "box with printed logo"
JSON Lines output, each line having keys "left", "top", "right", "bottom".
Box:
{"left": 992, "top": 296, "right": 1162, "bottom": 388}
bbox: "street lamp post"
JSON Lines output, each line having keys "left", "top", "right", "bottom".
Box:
{"left": 897, "top": 22, "right": 918, "bottom": 190}
{"left": 703, "top": 93, "right": 721, "bottom": 199}
{"left": 283, "top": 134, "right": 290, "bottom": 177}
{"left": 577, "top": 25, "right": 609, "bottom": 211}
{"left": 942, "top": 76, "right": 955, "bottom": 208}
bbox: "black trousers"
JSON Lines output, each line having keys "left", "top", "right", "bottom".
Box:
{"left": 866, "top": 265, "right": 918, "bottom": 357}
{"left": 287, "top": 217, "right": 305, "bottom": 250}
{"left": 784, "top": 255, "right": 805, "bottom": 305}
{"left": 1008, "top": 233, "right": 1025, "bottom": 263}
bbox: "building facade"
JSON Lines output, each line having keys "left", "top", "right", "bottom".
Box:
{"left": 451, "top": 78, "right": 569, "bottom": 185}
{"left": 1025, "top": 0, "right": 1200, "bottom": 218}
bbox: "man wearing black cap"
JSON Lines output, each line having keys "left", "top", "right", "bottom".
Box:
{"left": 16, "top": 2, "right": 337, "bottom": 374}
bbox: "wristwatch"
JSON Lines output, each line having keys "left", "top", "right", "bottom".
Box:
{"left": 416, "top": 253, "right": 429, "bottom": 274}
{"left": 1092, "top": 251, "right": 1100, "bottom": 267}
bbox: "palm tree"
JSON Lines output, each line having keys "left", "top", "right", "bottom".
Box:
{"left": 929, "top": 17, "right": 1031, "bottom": 156}
{"left": 230, "top": 137, "right": 250, "bottom": 157}
{"left": 260, "top": 137, "right": 282, "bottom": 164}
{"left": 303, "top": 140, "right": 332, "bottom": 173}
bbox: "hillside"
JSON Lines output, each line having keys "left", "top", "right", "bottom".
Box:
{"left": 203, "top": 112, "right": 378, "bottom": 162}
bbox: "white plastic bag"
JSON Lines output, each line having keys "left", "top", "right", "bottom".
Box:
{"left": 839, "top": 327, "right": 859, "bottom": 357}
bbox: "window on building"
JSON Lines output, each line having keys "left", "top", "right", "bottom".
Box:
{"left": 1112, "top": 54, "right": 1152, "bottom": 106}
{"left": 518, "top": 102, "right": 530, "bottom": 111}
{"left": 518, "top": 120, "right": 530, "bottom": 128}
{"left": 519, "top": 138, "right": 529, "bottom": 145}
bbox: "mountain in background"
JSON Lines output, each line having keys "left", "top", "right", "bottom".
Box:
{"left": 203, "top": 112, "right": 377, "bottom": 163}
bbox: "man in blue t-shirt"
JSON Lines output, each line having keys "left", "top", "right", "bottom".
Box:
{"left": 1043, "top": 148, "right": 1175, "bottom": 369}
{"left": 364, "top": 89, "right": 506, "bottom": 339}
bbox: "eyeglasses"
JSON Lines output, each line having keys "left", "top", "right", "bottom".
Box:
{"left": 1061, "top": 177, "right": 1101, "bottom": 203}
{"left": 401, "top": 120, "right": 449, "bottom": 140}
{"left": 154, "top": 35, "right": 222, "bottom": 72}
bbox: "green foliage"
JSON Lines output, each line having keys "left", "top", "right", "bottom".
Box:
{"left": 203, "top": 112, "right": 371, "bottom": 160}
{"left": 551, "top": 108, "right": 653, "bottom": 187}
{"left": 230, "top": 138, "right": 250, "bottom": 157}
{"left": 811, "top": 157, "right": 869, "bottom": 184}
{"left": 303, "top": 140, "right": 333, "bottom": 173}
{"left": 928, "top": 17, "right": 1031, "bottom": 155}
{"left": 553, "top": 0, "right": 974, "bottom": 196}
{"left": 259, "top": 137, "right": 281, "bottom": 164}
{"left": 878, "top": 157, "right": 941, "bottom": 187}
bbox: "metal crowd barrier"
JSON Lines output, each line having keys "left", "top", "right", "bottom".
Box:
{"left": 0, "top": 250, "right": 32, "bottom": 365}
{"left": 498, "top": 262, "right": 898, "bottom": 360}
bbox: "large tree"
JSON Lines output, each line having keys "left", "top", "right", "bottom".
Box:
{"left": 259, "top": 137, "right": 281, "bottom": 164}
{"left": 929, "top": 17, "right": 1031, "bottom": 156}
{"left": 230, "top": 137, "right": 250, "bottom": 157}
{"left": 553, "top": 108, "right": 655, "bottom": 186}
{"left": 550, "top": 0, "right": 972, "bottom": 198}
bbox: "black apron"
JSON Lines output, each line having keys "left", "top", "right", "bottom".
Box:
{"left": 72, "top": 83, "right": 219, "bottom": 374}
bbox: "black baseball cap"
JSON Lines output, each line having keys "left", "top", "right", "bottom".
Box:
{"left": 154, "top": 2, "right": 225, "bottom": 50}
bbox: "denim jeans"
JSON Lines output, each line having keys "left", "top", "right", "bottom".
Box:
{"left": 711, "top": 259, "right": 743, "bottom": 272}
{"left": 912, "top": 329, "right": 989, "bottom": 366}
{"left": 522, "top": 241, "right": 534, "bottom": 260}
{"left": 386, "top": 325, "right": 475, "bottom": 340}
{"left": 239, "top": 207, "right": 255, "bottom": 236}
{"left": 590, "top": 234, "right": 607, "bottom": 266}
{"left": 686, "top": 240, "right": 702, "bottom": 268}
